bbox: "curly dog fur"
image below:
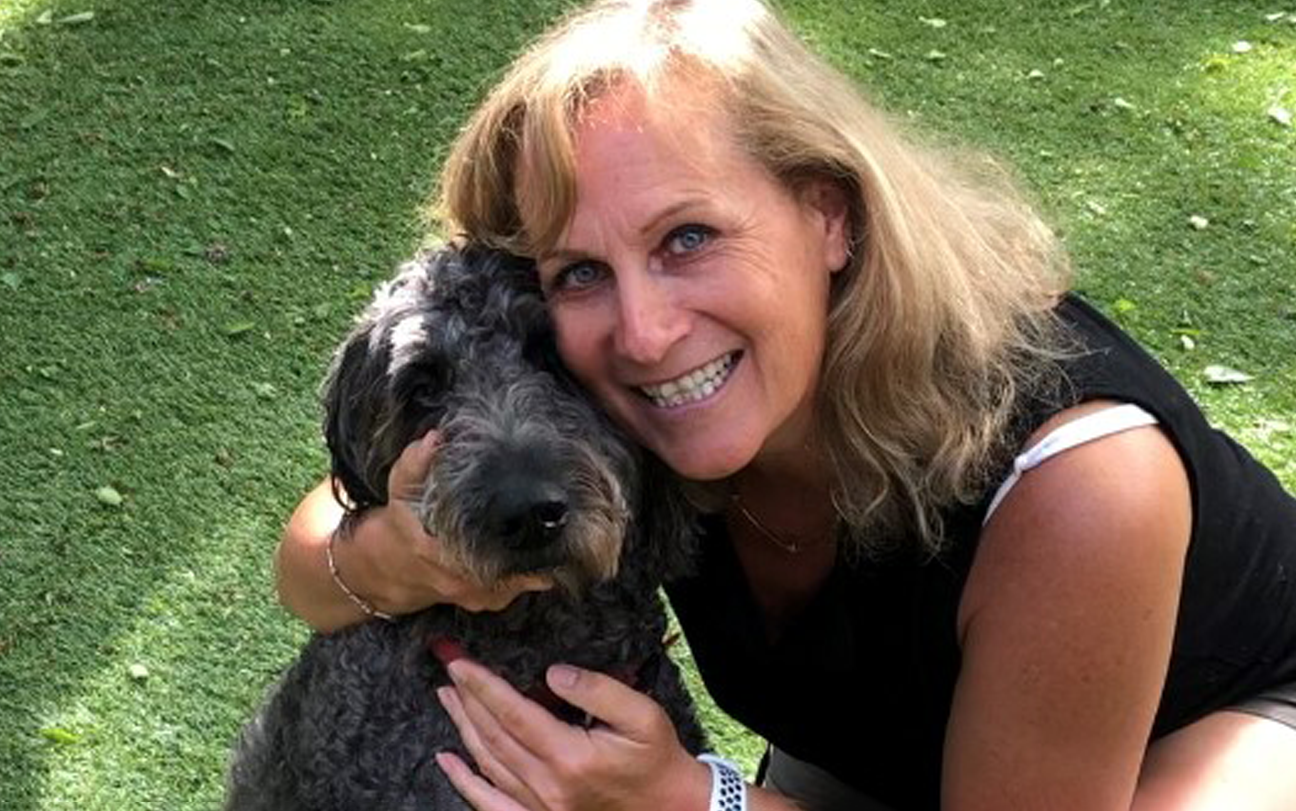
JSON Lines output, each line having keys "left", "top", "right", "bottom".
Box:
{"left": 224, "top": 245, "right": 706, "bottom": 810}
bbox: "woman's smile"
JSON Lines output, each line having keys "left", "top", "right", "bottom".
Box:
{"left": 637, "top": 350, "right": 741, "bottom": 410}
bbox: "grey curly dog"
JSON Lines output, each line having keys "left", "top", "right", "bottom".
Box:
{"left": 224, "top": 245, "right": 707, "bottom": 810}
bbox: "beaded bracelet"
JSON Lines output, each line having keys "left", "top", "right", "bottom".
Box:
{"left": 698, "top": 754, "right": 747, "bottom": 811}
{"left": 326, "top": 527, "right": 394, "bottom": 621}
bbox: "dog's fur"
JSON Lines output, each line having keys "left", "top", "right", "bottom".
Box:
{"left": 224, "top": 245, "right": 706, "bottom": 810}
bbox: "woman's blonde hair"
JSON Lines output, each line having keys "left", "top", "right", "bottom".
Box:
{"left": 435, "top": 0, "right": 1072, "bottom": 555}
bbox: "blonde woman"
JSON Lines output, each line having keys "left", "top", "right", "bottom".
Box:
{"left": 276, "top": 1, "right": 1296, "bottom": 808}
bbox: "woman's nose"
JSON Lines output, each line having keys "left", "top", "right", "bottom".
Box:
{"left": 613, "top": 272, "right": 687, "bottom": 365}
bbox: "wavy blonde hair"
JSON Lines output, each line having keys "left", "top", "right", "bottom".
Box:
{"left": 434, "top": 0, "right": 1072, "bottom": 554}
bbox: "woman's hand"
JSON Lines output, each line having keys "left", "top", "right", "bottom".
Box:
{"left": 350, "top": 433, "right": 554, "bottom": 615}
{"left": 276, "top": 433, "right": 553, "bottom": 632}
{"left": 434, "top": 658, "right": 712, "bottom": 811}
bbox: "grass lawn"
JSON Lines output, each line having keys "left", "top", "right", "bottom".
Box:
{"left": 1, "top": 1, "right": 1292, "bottom": 808}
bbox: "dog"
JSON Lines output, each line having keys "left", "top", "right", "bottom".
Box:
{"left": 224, "top": 244, "right": 706, "bottom": 810}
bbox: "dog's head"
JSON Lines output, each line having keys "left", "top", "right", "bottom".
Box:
{"left": 322, "top": 244, "right": 687, "bottom": 592}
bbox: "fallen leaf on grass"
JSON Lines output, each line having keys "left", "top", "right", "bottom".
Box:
{"left": 57, "top": 11, "right": 95, "bottom": 25}
{"left": 919, "top": 17, "right": 947, "bottom": 28}
{"left": 1112, "top": 298, "right": 1138, "bottom": 315}
{"left": 1268, "top": 105, "right": 1292, "bottom": 127}
{"left": 223, "top": 321, "right": 255, "bottom": 337}
{"left": 1233, "top": 40, "right": 1254, "bottom": 53}
{"left": 1112, "top": 97, "right": 1136, "bottom": 111}
{"left": 19, "top": 110, "right": 49, "bottom": 130}
{"left": 1202, "top": 55, "right": 1230, "bottom": 73}
{"left": 2, "top": 272, "right": 18, "bottom": 290}
{"left": 253, "top": 382, "right": 277, "bottom": 400}
{"left": 1203, "top": 365, "right": 1253, "bottom": 385}
{"left": 925, "top": 50, "right": 947, "bottom": 62}
{"left": 95, "top": 486, "right": 124, "bottom": 507}
{"left": 205, "top": 243, "right": 232, "bottom": 264}
{"left": 128, "top": 663, "right": 150, "bottom": 681}
{"left": 40, "top": 727, "right": 81, "bottom": 745}
{"left": 867, "top": 47, "right": 894, "bottom": 60}
{"left": 403, "top": 23, "right": 432, "bottom": 34}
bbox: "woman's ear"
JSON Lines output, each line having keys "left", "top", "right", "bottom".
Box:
{"left": 801, "top": 179, "right": 852, "bottom": 275}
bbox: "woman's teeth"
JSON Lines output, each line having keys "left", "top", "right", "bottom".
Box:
{"left": 639, "top": 353, "right": 737, "bottom": 408}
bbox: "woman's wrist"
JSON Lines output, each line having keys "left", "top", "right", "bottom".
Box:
{"left": 276, "top": 479, "right": 380, "bottom": 632}
{"left": 326, "top": 515, "right": 394, "bottom": 621}
{"left": 697, "top": 755, "right": 748, "bottom": 811}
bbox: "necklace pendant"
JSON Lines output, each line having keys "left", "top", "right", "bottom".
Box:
{"left": 730, "top": 491, "right": 809, "bottom": 555}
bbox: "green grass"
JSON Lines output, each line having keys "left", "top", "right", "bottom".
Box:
{"left": 0, "top": 1, "right": 1292, "bottom": 808}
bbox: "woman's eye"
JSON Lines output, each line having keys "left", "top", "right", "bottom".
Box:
{"left": 551, "top": 261, "right": 605, "bottom": 292}
{"left": 665, "top": 224, "right": 714, "bottom": 256}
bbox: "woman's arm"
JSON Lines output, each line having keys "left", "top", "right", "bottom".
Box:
{"left": 275, "top": 434, "right": 554, "bottom": 633}
{"left": 275, "top": 478, "right": 371, "bottom": 633}
{"left": 945, "top": 410, "right": 1192, "bottom": 810}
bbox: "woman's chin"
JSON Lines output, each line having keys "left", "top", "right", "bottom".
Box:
{"left": 650, "top": 441, "right": 751, "bottom": 483}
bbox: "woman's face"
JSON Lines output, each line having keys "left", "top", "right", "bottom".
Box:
{"left": 526, "top": 88, "right": 850, "bottom": 481}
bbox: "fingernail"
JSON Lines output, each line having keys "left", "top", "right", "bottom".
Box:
{"left": 445, "top": 659, "right": 466, "bottom": 683}
{"left": 548, "top": 664, "right": 579, "bottom": 690}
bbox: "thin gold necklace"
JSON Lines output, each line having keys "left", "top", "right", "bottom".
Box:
{"left": 729, "top": 492, "right": 816, "bottom": 554}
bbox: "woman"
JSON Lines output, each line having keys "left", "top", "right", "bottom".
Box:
{"left": 276, "top": 1, "right": 1296, "bottom": 808}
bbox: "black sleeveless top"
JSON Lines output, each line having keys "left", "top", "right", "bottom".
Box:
{"left": 665, "top": 295, "right": 1296, "bottom": 810}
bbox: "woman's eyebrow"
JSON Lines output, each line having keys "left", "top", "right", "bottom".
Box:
{"left": 537, "top": 247, "right": 593, "bottom": 266}
{"left": 537, "top": 196, "right": 714, "bottom": 264}
{"left": 640, "top": 198, "right": 708, "bottom": 238}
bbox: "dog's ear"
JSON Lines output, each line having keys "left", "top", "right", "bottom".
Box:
{"left": 321, "top": 257, "right": 445, "bottom": 511}
{"left": 321, "top": 319, "right": 394, "bottom": 511}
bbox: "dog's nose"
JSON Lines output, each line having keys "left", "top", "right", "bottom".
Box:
{"left": 495, "top": 483, "right": 569, "bottom": 548}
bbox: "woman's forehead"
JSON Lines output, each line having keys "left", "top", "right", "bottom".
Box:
{"left": 517, "top": 82, "right": 746, "bottom": 250}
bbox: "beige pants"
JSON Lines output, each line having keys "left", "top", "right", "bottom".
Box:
{"left": 761, "top": 747, "right": 896, "bottom": 811}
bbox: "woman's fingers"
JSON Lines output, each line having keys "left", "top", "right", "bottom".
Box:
{"left": 380, "top": 433, "right": 555, "bottom": 613}
{"left": 437, "top": 658, "right": 706, "bottom": 811}
{"left": 437, "top": 686, "right": 540, "bottom": 800}
{"left": 444, "top": 660, "right": 573, "bottom": 758}
{"left": 434, "top": 750, "right": 532, "bottom": 811}
{"left": 543, "top": 664, "right": 668, "bottom": 746}
{"left": 388, "top": 431, "right": 440, "bottom": 501}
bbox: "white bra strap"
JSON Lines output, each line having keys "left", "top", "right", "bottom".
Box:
{"left": 983, "top": 403, "right": 1160, "bottom": 526}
